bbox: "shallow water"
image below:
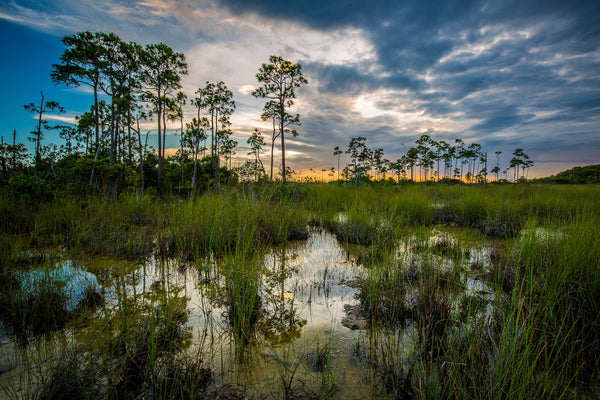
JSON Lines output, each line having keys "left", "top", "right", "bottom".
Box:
{"left": 16, "top": 261, "right": 101, "bottom": 312}
{"left": 1, "top": 226, "right": 502, "bottom": 398}
{"left": 1, "top": 230, "right": 388, "bottom": 398}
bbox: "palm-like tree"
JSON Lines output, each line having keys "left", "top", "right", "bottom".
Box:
{"left": 333, "top": 146, "right": 343, "bottom": 181}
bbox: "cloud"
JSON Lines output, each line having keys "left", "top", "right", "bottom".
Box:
{"left": 44, "top": 114, "right": 78, "bottom": 125}
{"left": 1, "top": 0, "right": 599, "bottom": 177}
{"left": 210, "top": 1, "right": 599, "bottom": 177}
{"left": 238, "top": 84, "right": 256, "bottom": 95}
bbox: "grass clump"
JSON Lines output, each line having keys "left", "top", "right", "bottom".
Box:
{"left": 359, "top": 257, "right": 409, "bottom": 326}
{"left": 507, "top": 216, "right": 600, "bottom": 385}
{"left": 409, "top": 215, "right": 600, "bottom": 399}
{"left": 22, "top": 291, "right": 213, "bottom": 400}
{"left": 365, "top": 331, "right": 415, "bottom": 400}
{"left": 25, "top": 330, "right": 212, "bottom": 400}
{"left": 27, "top": 350, "right": 97, "bottom": 400}
{"left": 412, "top": 264, "right": 454, "bottom": 360}
{"left": 223, "top": 256, "right": 263, "bottom": 348}
{"left": 0, "top": 260, "right": 104, "bottom": 345}
{"left": 0, "top": 272, "right": 69, "bottom": 343}
{"left": 158, "top": 188, "right": 308, "bottom": 259}
{"left": 267, "top": 340, "right": 339, "bottom": 400}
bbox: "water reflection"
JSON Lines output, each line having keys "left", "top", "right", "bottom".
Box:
{"left": 1, "top": 229, "right": 395, "bottom": 399}
{"left": 265, "top": 231, "right": 362, "bottom": 333}
{"left": 262, "top": 245, "right": 306, "bottom": 344}
{"left": 16, "top": 261, "right": 101, "bottom": 312}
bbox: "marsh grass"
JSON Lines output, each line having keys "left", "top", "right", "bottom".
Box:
{"left": 158, "top": 188, "right": 308, "bottom": 259}
{"left": 351, "top": 187, "right": 599, "bottom": 398}
{"left": 269, "top": 345, "right": 304, "bottom": 400}
{"left": 21, "top": 331, "right": 212, "bottom": 400}
{"left": 365, "top": 329, "right": 415, "bottom": 399}
{"left": 359, "top": 255, "right": 409, "bottom": 326}
{"left": 2, "top": 184, "right": 600, "bottom": 398}
{"left": 406, "top": 214, "right": 600, "bottom": 399}
{"left": 0, "top": 187, "right": 310, "bottom": 263}
{"left": 358, "top": 229, "right": 463, "bottom": 330}
{"left": 19, "top": 287, "right": 214, "bottom": 400}
{"left": 267, "top": 338, "right": 339, "bottom": 400}
{"left": 508, "top": 215, "right": 600, "bottom": 385}
{"left": 0, "top": 272, "right": 69, "bottom": 343}
{"left": 25, "top": 350, "right": 96, "bottom": 400}
{"left": 7, "top": 184, "right": 597, "bottom": 262}
{"left": 223, "top": 255, "right": 263, "bottom": 349}
{"left": 412, "top": 263, "right": 454, "bottom": 360}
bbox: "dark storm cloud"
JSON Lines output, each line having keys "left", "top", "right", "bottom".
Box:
{"left": 212, "top": 0, "right": 391, "bottom": 29}
{"left": 303, "top": 63, "right": 377, "bottom": 95}
{"left": 303, "top": 62, "right": 423, "bottom": 95}
{"left": 217, "top": 0, "right": 600, "bottom": 151}
{"left": 471, "top": 111, "right": 536, "bottom": 134}
{"left": 0, "top": 0, "right": 213, "bottom": 46}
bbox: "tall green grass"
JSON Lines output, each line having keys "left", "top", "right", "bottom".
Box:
{"left": 223, "top": 251, "right": 263, "bottom": 349}
{"left": 0, "top": 186, "right": 308, "bottom": 262}
{"left": 159, "top": 187, "right": 308, "bottom": 259}
{"left": 3, "top": 184, "right": 597, "bottom": 261}
{"left": 2, "top": 183, "right": 600, "bottom": 398}
{"left": 359, "top": 253, "right": 409, "bottom": 326}
{"left": 408, "top": 214, "right": 600, "bottom": 399}
{"left": 509, "top": 216, "right": 600, "bottom": 384}
{"left": 338, "top": 185, "right": 600, "bottom": 398}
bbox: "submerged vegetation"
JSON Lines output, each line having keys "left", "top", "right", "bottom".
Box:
{"left": 0, "top": 183, "right": 599, "bottom": 399}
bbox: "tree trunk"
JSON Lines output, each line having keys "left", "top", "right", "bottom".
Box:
{"left": 117, "top": 113, "right": 122, "bottom": 164}
{"left": 191, "top": 134, "right": 198, "bottom": 200}
{"left": 109, "top": 95, "right": 115, "bottom": 167}
{"left": 270, "top": 117, "right": 276, "bottom": 181}
{"left": 157, "top": 91, "right": 163, "bottom": 188}
{"left": 280, "top": 101, "right": 286, "bottom": 184}
{"left": 212, "top": 110, "right": 220, "bottom": 190}
{"left": 162, "top": 108, "right": 167, "bottom": 162}
{"left": 483, "top": 152, "right": 487, "bottom": 186}
{"left": 128, "top": 108, "right": 132, "bottom": 164}
{"left": 35, "top": 91, "right": 44, "bottom": 165}
{"left": 180, "top": 134, "right": 184, "bottom": 188}
{"left": 136, "top": 116, "right": 145, "bottom": 196}
{"left": 94, "top": 80, "right": 100, "bottom": 144}
{"left": 191, "top": 105, "right": 201, "bottom": 199}
{"left": 89, "top": 131, "right": 107, "bottom": 190}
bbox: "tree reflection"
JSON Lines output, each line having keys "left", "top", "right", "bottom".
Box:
{"left": 198, "top": 245, "right": 307, "bottom": 349}
{"left": 261, "top": 245, "right": 307, "bottom": 345}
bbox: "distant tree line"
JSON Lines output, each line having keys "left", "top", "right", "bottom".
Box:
{"left": 534, "top": 164, "right": 600, "bottom": 184}
{"left": 332, "top": 135, "right": 533, "bottom": 185}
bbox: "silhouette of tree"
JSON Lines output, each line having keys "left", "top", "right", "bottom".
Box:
{"left": 253, "top": 56, "right": 307, "bottom": 185}
{"left": 247, "top": 129, "right": 265, "bottom": 182}
{"left": 333, "top": 146, "right": 343, "bottom": 181}
{"left": 139, "top": 42, "right": 187, "bottom": 188}
{"left": 196, "top": 81, "right": 235, "bottom": 190}
{"left": 24, "top": 91, "right": 64, "bottom": 165}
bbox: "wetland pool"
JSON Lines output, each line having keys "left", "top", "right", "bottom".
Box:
{"left": 0, "top": 227, "right": 501, "bottom": 399}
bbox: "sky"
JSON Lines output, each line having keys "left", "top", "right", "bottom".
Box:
{"left": 1, "top": 0, "right": 599, "bottom": 178}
